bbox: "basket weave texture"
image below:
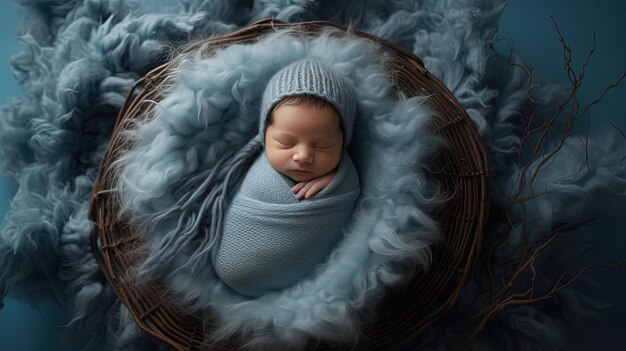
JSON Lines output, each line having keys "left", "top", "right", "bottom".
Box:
{"left": 89, "top": 19, "right": 489, "bottom": 350}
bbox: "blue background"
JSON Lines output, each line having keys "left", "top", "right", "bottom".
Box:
{"left": 0, "top": 1, "right": 624, "bottom": 350}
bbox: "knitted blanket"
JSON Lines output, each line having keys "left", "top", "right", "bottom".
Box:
{"left": 214, "top": 151, "right": 360, "bottom": 297}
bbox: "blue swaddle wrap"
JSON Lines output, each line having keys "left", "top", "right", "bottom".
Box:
{"left": 214, "top": 150, "right": 360, "bottom": 297}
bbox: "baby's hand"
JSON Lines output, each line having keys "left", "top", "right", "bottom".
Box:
{"left": 291, "top": 170, "right": 336, "bottom": 200}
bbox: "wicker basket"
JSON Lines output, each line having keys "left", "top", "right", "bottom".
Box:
{"left": 89, "top": 19, "right": 489, "bottom": 350}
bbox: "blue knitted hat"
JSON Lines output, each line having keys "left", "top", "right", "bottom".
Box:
{"left": 259, "top": 59, "right": 357, "bottom": 146}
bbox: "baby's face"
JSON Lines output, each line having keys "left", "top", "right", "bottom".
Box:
{"left": 264, "top": 103, "right": 343, "bottom": 182}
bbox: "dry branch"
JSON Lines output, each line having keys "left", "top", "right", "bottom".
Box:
{"left": 461, "top": 18, "right": 625, "bottom": 346}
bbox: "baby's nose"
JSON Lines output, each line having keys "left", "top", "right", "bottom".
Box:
{"left": 293, "top": 146, "right": 313, "bottom": 163}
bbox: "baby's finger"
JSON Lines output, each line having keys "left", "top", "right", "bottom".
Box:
{"left": 304, "top": 180, "right": 325, "bottom": 199}
{"left": 291, "top": 182, "right": 307, "bottom": 193}
{"left": 296, "top": 182, "right": 315, "bottom": 200}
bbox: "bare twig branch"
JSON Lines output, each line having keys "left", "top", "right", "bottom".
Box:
{"left": 462, "top": 18, "right": 625, "bottom": 348}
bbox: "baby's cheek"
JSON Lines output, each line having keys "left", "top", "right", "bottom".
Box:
{"left": 322, "top": 152, "right": 342, "bottom": 170}
{"left": 264, "top": 149, "right": 281, "bottom": 168}
{"left": 278, "top": 150, "right": 295, "bottom": 165}
{"left": 266, "top": 148, "right": 294, "bottom": 172}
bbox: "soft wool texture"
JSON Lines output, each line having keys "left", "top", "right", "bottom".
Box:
{"left": 0, "top": 0, "right": 624, "bottom": 350}
{"left": 215, "top": 151, "right": 360, "bottom": 297}
{"left": 115, "top": 31, "right": 442, "bottom": 348}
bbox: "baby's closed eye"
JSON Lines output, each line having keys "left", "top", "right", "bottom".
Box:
{"left": 273, "top": 138, "right": 295, "bottom": 148}
{"left": 314, "top": 144, "right": 334, "bottom": 150}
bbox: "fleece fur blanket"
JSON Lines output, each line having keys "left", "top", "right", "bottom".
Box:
{"left": 215, "top": 151, "right": 361, "bottom": 297}
{"left": 1, "top": 1, "right": 625, "bottom": 350}
{"left": 115, "top": 30, "right": 441, "bottom": 348}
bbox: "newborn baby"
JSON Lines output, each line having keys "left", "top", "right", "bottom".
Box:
{"left": 213, "top": 60, "right": 361, "bottom": 297}
{"left": 266, "top": 95, "right": 344, "bottom": 200}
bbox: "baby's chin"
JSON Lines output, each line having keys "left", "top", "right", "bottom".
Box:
{"left": 284, "top": 170, "right": 318, "bottom": 182}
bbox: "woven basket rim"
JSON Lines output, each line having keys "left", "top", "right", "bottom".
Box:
{"left": 89, "top": 18, "right": 489, "bottom": 351}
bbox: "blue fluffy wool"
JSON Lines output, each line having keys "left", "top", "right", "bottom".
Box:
{"left": 114, "top": 31, "right": 443, "bottom": 348}
{"left": 0, "top": 0, "right": 624, "bottom": 350}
